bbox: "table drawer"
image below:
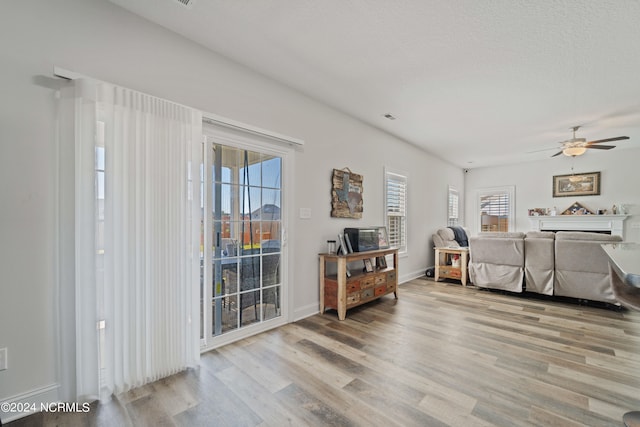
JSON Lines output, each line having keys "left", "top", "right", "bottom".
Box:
{"left": 440, "top": 268, "right": 462, "bottom": 278}
{"left": 346, "top": 281, "right": 361, "bottom": 293}
{"left": 346, "top": 293, "right": 361, "bottom": 305}
{"left": 374, "top": 285, "right": 387, "bottom": 296}
{"left": 361, "top": 276, "right": 375, "bottom": 288}
{"left": 361, "top": 288, "right": 374, "bottom": 299}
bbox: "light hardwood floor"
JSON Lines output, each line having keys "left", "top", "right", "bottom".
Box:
{"left": 8, "top": 278, "right": 640, "bottom": 426}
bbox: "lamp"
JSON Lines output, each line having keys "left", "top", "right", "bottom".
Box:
{"left": 562, "top": 146, "right": 587, "bottom": 157}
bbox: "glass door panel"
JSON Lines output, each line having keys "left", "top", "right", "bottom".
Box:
{"left": 205, "top": 143, "right": 283, "bottom": 340}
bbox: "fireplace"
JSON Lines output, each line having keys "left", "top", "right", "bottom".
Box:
{"left": 528, "top": 214, "right": 628, "bottom": 236}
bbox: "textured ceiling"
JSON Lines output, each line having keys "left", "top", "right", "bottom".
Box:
{"left": 110, "top": 0, "right": 640, "bottom": 168}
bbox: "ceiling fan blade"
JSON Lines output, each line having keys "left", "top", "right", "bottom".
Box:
{"left": 551, "top": 150, "right": 564, "bottom": 157}
{"left": 586, "top": 144, "right": 615, "bottom": 150}
{"left": 527, "top": 147, "right": 557, "bottom": 153}
{"left": 586, "top": 136, "right": 629, "bottom": 144}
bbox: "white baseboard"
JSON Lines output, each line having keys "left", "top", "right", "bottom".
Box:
{"left": 399, "top": 268, "right": 427, "bottom": 284}
{"left": 292, "top": 302, "right": 320, "bottom": 322}
{"left": 0, "top": 383, "right": 59, "bottom": 423}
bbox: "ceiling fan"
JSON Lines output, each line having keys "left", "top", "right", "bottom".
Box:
{"left": 551, "top": 126, "right": 629, "bottom": 157}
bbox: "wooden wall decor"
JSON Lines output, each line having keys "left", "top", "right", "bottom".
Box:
{"left": 331, "top": 168, "right": 363, "bottom": 218}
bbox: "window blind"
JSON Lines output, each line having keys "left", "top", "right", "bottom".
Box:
{"left": 480, "top": 192, "right": 510, "bottom": 232}
{"left": 480, "top": 193, "right": 509, "bottom": 216}
{"left": 385, "top": 172, "right": 407, "bottom": 252}
{"left": 447, "top": 189, "right": 459, "bottom": 227}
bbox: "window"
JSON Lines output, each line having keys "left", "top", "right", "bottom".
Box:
{"left": 384, "top": 169, "right": 407, "bottom": 253}
{"left": 477, "top": 186, "right": 515, "bottom": 232}
{"left": 447, "top": 185, "right": 459, "bottom": 227}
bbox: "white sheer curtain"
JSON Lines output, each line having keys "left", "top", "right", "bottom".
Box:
{"left": 67, "top": 79, "right": 201, "bottom": 401}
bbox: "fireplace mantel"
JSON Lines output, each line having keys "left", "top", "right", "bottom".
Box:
{"left": 528, "top": 214, "right": 628, "bottom": 236}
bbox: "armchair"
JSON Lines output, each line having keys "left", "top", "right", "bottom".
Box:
{"left": 432, "top": 226, "right": 469, "bottom": 248}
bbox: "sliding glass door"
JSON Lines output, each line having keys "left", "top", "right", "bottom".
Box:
{"left": 200, "top": 128, "right": 288, "bottom": 348}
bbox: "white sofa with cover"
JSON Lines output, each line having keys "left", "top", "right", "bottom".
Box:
{"left": 467, "top": 230, "right": 623, "bottom": 304}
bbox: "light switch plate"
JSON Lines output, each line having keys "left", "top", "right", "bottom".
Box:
{"left": 299, "top": 208, "right": 312, "bottom": 219}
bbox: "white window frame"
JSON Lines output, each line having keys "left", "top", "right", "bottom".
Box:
{"left": 476, "top": 185, "right": 515, "bottom": 234}
{"left": 384, "top": 167, "right": 408, "bottom": 255}
{"left": 447, "top": 185, "right": 459, "bottom": 227}
{"left": 200, "top": 116, "right": 297, "bottom": 351}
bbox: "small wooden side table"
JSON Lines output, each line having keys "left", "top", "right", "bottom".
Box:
{"left": 434, "top": 247, "right": 469, "bottom": 286}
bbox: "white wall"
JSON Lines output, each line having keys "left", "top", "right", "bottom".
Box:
{"left": 464, "top": 148, "right": 640, "bottom": 242}
{"left": 0, "top": 0, "right": 463, "bottom": 410}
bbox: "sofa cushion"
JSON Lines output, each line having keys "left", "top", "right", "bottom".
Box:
{"left": 525, "top": 238, "right": 555, "bottom": 266}
{"left": 470, "top": 237, "right": 524, "bottom": 266}
{"left": 469, "top": 234, "right": 525, "bottom": 292}
{"left": 555, "top": 232, "right": 622, "bottom": 274}
{"left": 554, "top": 231, "right": 622, "bottom": 304}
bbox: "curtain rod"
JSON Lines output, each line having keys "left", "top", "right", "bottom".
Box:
{"left": 53, "top": 66, "right": 304, "bottom": 147}
{"left": 202, "top": 116, "right": 304, "bottom": 147}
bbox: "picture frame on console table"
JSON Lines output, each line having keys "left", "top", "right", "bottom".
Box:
{"left": 337, "top": 233, "right": 348, "bottom": 254}
{"left": 363, "top": 258, "right": 374, "bottom": 273}
{"left": 344, "top": 233, "right": 354, "bottom": 253}
{"left": 376, "top": 226, "right": 390, "bottom": 249}
{"left": 553, "top": 171, "right": 600, "bottom": 198}
{"left": 337, "top": 233, "right": 351, "bottom": 277}
{"left": 376, "top": 255, "right": 387, "bottom": 269}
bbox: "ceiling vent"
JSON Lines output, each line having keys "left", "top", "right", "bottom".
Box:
{"left": 173, "top": 0, "right": 196, "bottom": 8}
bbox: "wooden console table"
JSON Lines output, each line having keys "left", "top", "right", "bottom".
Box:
{"left": 434, "top": 246, "right": 469, "bottom": 286}
{"left": 319, "top": 248, "right": 398, "bottom": 320}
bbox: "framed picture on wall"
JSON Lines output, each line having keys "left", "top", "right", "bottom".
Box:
{"left": 553, "top": 171, "right": 601, "bottom": 198}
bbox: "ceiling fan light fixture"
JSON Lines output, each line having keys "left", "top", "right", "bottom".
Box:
{"left": 549, "top": 125, "right": 629, "bottom": 158}
{"left": 563, "top": 146, "right": 587, "bottom": 157}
